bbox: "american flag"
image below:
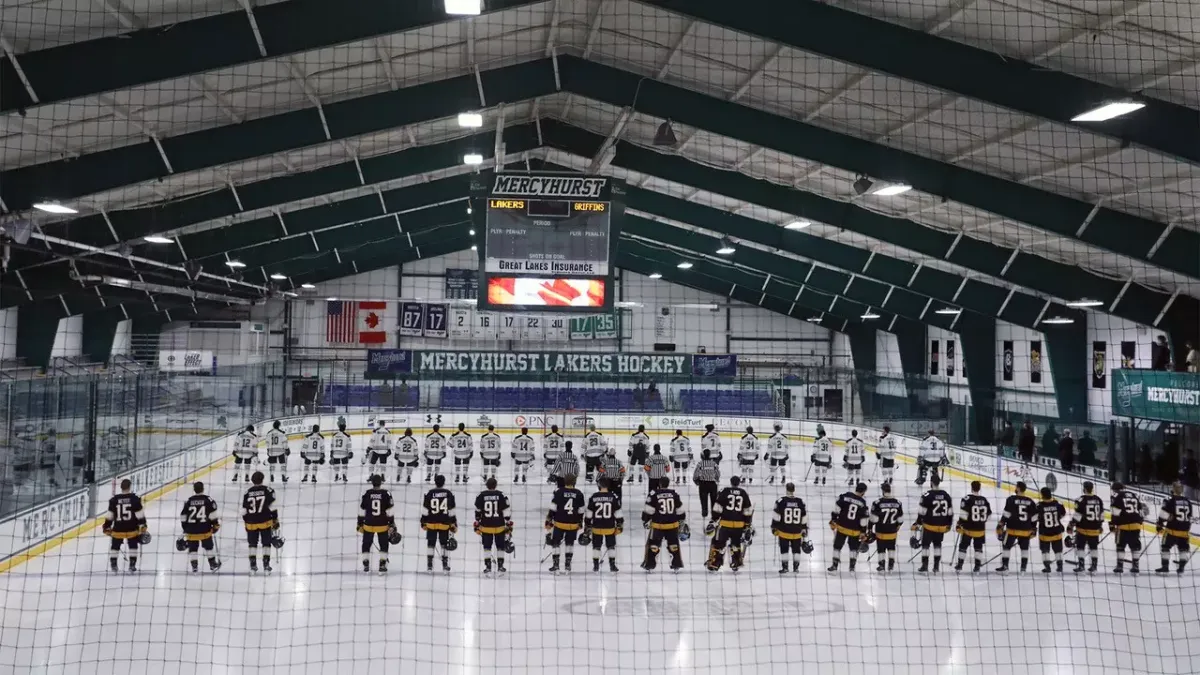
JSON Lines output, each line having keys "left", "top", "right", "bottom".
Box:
{"left": 326, "top": 301, "right": 360, "bottom": 343}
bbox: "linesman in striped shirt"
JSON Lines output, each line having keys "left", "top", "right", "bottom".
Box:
{"left": 597, "top": 447, "right": 626, "bottom": 501}
{"left": 693, "top": 450, "right": 721, "bottom": 518}
{"left": 644, "top": 444, "right": 671, "bottom": 484}
{"left": 551, "top": 441, "right": 581, "bottom": 484}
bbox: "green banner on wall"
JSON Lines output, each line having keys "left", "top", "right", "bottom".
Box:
{"left": 1111, "top": 369, "right": 1200, "bottom": 423}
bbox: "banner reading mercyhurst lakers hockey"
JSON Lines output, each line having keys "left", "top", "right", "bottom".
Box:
{"left": 366, "top": 349, "right": 742, "bottom": 377}
{"left": 1111, "top": 369, "right": 1200, "bottom": 424}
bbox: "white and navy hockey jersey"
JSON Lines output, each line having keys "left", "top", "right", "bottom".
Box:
{"left": 919, "top": 435, "right": 945, "bottom": 463}
{"left": 766, "top": 431, "right": 789, "bottom": 460}
{"left": 425, "top": 431, "right": 447, "bottom": 461}
{"left": 396, "top": 434, "right": 419, "bottom": 462}
{"left": 512, "top": 434, "right": 536, "bottom": 463}
{"left": 543, "top": 432, "right": 564, "bottom": 462}
{"left": 583, "top": 431, "right": 606, "bottom": 458}
{"left": 330, "top": 429, "right": 353, "bottom": 460}
{"left": 630, "top": 430, "right": 651, "bottom": 451}
{"left": 877, "top": 433, "right": 897, "bottom": 461}
{"left": 450, "top": 431, "right": 474, "bottom": 459}
{"left": 701, "top": 430, "right": 722, "bottom": 460}
{"left": 480, "top": 432, "right": 502, "bottom": 460}
{"left": 301, "top": 432, "right": 326, "bottom": 461}
{"left": 266, "top": 428, "right": 289, "bottom": 457}
{"left": 738, "top": 433, "right": 759, "bottom": 462}
{"left": 233, "top": 430, "right": 258, "bottom": 459}
{"left": 812, "top": 435, "right": 833, "bottom": 464}
{"left": 669, "top": 435, "right": 692, "bottom": 462}
{"left": 845, "top": 435, "right": 866, "bottom": 466}
{"left": 370, "top": 426, "right": 391, "bottom": 454}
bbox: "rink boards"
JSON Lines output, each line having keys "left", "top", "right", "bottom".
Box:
{"left": 2, "top": 409, "right": 1195, "bottom": 569}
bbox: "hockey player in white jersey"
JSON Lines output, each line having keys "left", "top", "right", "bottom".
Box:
{"left": 479, "top": 425, "right": 502, "bottom": 481}
{"left": 543, "top": 424, "right": 564, "bottom": 478}
{"left": 511, "top": 427, "right": 536, "bottom": 483}
{"left": 367, "top": 420, "right": 391, "bottom": 468}
{"left": 424, "top": 424, "right": 447, "bottom": 483}
{"left": 877, "top": 425, "right": 897, "bottom": 486}
{"left": 844, "top": 430, "right": 866, "bottom": 486}
{"left": 701, "top": 424, "right": 723, "bottom": 464}
{"left": 738, "top": 426, "right": 760, "bottom": 483}
{"left": 265, "top": 420, "right": 289, "bottom": 483}
{"left": 394, "top": 428, "right": 420, "bottom": 484}
{"left": 810, "top": 429, "right": 833, "bottom": 485}
{"left": 628, "top": 425, "right": 650, "bottom": 484}
{"left": 916, "top": 430, "right": 947, "bottom": 486}
{"left": 765, "top": 424, "right": 789, "bottom": 484}
{"left": 669, "top": 430, "right": 693, "bottom": 485}
{"left": 301, "top": 425, "right": 326, "bottom": 483}
{"left": 583, "top": 424, "right": 606, "bottom": 483}
{"left": 232, "top": 425, "right": 259, "bottom": 483}
{"left": 330, "top": 422, "right": 353, "bottom": 482}
{"left": 449, "top": 423, "right": 474, "bottom": 484}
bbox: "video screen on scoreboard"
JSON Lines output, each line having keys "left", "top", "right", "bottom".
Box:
{"left": 486, "top": 277, "right": 608, "bottom": 309}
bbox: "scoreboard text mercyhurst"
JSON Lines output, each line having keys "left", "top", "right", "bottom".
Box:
{"left": 419, "top": 351, "right": 689, "bottom": 375}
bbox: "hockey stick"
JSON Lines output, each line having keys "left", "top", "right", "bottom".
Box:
{"left": 803, "top": 462, "right": 813, "bottom": 482}
{"left": 868, "top": 462, "right": 878, "bottom": 482}
{"left": 1134, "top": 534, "right": 1160, "bottom": 563}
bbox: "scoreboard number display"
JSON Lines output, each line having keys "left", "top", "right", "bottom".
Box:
{"left": 473, "top": 173, "right": 623, "bottom": 313}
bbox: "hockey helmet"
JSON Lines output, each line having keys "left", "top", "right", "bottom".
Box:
{"left": 271, "top": 536, "right": 285, "bottom": 549}
{"left": 578, "top": 531, "right": 592, "bottom": 546}
{"left": 387, "top": 525, "right": 402, "bottom": 546}
{"left": 861, "top": 531, "right": 877, "bottom": 546}
{"left": 175, "top": 537, "right": 187, "bottom": 552}
{"left": 445, "top": 535, "right": 459, "bottom": 552}
{"left": 138, "top": 532, "right": 152, "bottom": 546}
{"left": 704, "top": 521, "right": 717, "bottom": 537}
{"left": 501, "top": 538, "right": 516, "bottom": 555}
{"left": 909, "top": 535, "right": 921, "bottom": 549}
{"left": 679, "top": 522, "right": 692, "bottom": 542}
{"left": 1062, "top": 534, "right": 1074, "bottom": 549}
{"left": 545, "top": 532, "right": 555, "bottom": 547}
{"left": 800, "top": 539, "right": 814, "bottom": 555}
{"left": 743, "top": 526, "right": 755, "bottom": 547}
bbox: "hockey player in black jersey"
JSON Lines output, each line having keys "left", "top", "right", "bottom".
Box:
{"left": 242, "top": 471, "right": 278, "bottom": 573}
{"left": 1036, "top": 487, "right": 1067, "bottom": 573}
{"left": 707, "top": 476, "right": 753, "bottom": 572}
{"left": 1156, "top": 483, "right": 1195, "bottom": 574}
{"left": 1110, "top": 482, "right": 1145, "bottom": 574}
{"left": 180, "top": 482, "right": 221, "bottom": 573}
{"left": 475, "top": 477, "right": 513, "bottom": 575}
{"left": 546, "top": 475, "right": 587, "bottom": 573}
{"left": 104, "top": 479, "right": 147, "bottom": 573}
{"left": 642, "top": 477, "right": 686, "bottom": 572}
{"left": 913, "top": 475, "right": 953, "bottom": 573}
{"left": 421, "top": 474, "right": 457, "bottom": 573}
{"left": 828, "top": 483, "right": 869, "bottom": 572}
{"left": 771, "top": 483, "right": 809, "bottom": 574}
{"left": 996, "top": 482, "right": 1037, "bottom": 573}
{"left": 868, "top": 482, "right": 903, "bottom": 572}
{"left": 1068, "top": 481, "right": 1104, "bottom": 574}
{"left": 954, "top": 481, "right": 991, "bottom": 573}
{"left": 587, "top": 478, "right": 624, "bottom": 572}
{"left": 358, "top": 474, "right": 397, "bottom": 574}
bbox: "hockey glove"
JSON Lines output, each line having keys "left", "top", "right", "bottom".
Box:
{"left": 1156, "top": 523, "right": 1165, "bottom": 535}
{"left": 616, "top": 517, "right": 625, "bottom": 535}
{"left": 420, "top": 516, "right": 428, "bottom": 531}
{"left": 357, "top": 517, "right": 366, "bottom": 533}
{"left": 544, "top": 518, "right": 553, "bottom": 531}
{"left": 642, "top": 516, "right": 651, "bottom": 529}
{"left": 212, "top": 520, "right": 221, "bottom": 533}
{"left": 102, "top": 521, "right": 113, "bottom": 535}
{"left": 828, "top": 520, "right": 836, "bottom": 532}
{"left": 995, "top": 528, "right": 1006, "bottom": 542}
{"left": 505, "top": 520, "right": 514, "bottom": 532}
{"left": 810, "top": 454, "right": 816, "bottom": 464}
{"left": 473, "top": 521, "right": 482, "bottom": 535}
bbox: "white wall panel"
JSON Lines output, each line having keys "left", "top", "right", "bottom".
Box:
{"left": 0, "top": 308, "right": 17, "bottom": 360}
{"left": 50, "top": 316, "right": 83, "bottom": 359}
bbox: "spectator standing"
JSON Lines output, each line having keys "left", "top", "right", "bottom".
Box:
{"left": 998, "top": 421, "right": 1015, "bottom": 458}
{"left": 1137, "top": 444, "right": 1155, "bottom": 484}
{"left": 1186, "top": 342, "right": 1198, "bottom": 373}
{"left": 1058, "top": 430, "right": 1075, "bottom": 473}
{"left": 1018, "top": 421, "right": 1036, "bottom": 463}
{"left": 1152, "top": 335, "right": 1171, "bottom": 371}
{"left": 1077, "top": 430, "right": 1097, "bottom": 467}
{"left": 1041, "top": 425, "right": 1060, "bottom": 460}
{"left": 1181, "top": 449, "right": 1199, "bottom": 501}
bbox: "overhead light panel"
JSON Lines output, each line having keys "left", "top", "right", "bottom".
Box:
{"left": 143, "top": 235, "right": 173, "bottom": 244}
{"left": 934, "top": 308, "right": 962, "bottom": 315}
{"left": 784, "top": 220, "right": 811, "bottom": 230}
{"left": 872, "top": 184, "right": 913, "bottom": 196}
{"left": 445, "top": 0, "right": 481, "bottom": 15}
{"left": 225, "top": 260, "right": 246, "bottom": 268}
{"left": 648, "top": 272, "right": 663, "bottom": 279}
{"left": 32, "top": 201, "right": 78, "bottom": 214}
{"left": 326, "top": 297, "right": 338, "bottom": 302}
{"left": 676, "top": 261, "right": 693, "bottom": 269}
{"left": 716, "top": 237, "right": 736, "bottom": 255}
{"left": 1066, "top": 299, "right": 1104, "bottom": 308}
{"left": 457, "top": 112, "right": 484, "bottom": 128}
{"left": 301, "top": 283, "right": 316, "bottom": 289}
{"left": 1071, "top": 101, "right": 1145, "bottom": 122}
{"left": 469, "top": 229, "right": 475, "bottom": 236}
{"left": 1041, "top": 317, "right": 1075, "bottom": 325}
{"left": 860, "top": 311, "right": 881, "bottom": 320}
{"left": 806, "top": 316, "right": 823, "bottom": 323}
{"left": 471, "top": 245, "right": 478, "bottom": 251}
{"left": 269, "top": 273, "right": 288, "bottom": 281}
{"left": 463, "top": 153, "right": 484, "bottom": 166}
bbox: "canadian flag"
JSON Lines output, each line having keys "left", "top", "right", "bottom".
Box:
{"left": 358, "top": 301, "right": 388, "bottom": 344}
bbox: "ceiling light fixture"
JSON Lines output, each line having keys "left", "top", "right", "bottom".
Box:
{"left": 716, "top": 237, "right": 736, "bottom": 255}
{"left": 676, "top": 261, "right": 693, "bottom": 269}
{"left": 326, "top": 297, "right": 338, "bottom": 302}
{"left": 225, "top": 260, "right": 246, "bottom": 268}
{"left": 1066, "top": 299, "right": 1104, "bottom": 308}
{"left": 469, "top": 229, "right": 475, "bottom": 236}
{"left": 648, "top": 272, "right": 663, "bottom": 279}
{"left": 463, "top": 153, "right": 484, "bottom": 166}
{"left": 934, "top": 308, "right": 962, "bottom": 315}
{"left": 301, "top": 283, "right": 316, "bottom": 290}
{"left": 269, "top": 273, "right": 287, "bottom": 281}
{"left": 806, "top": 316, "right": 823, "bottom": 323}
{"left": 872, "top": 184, "right": 913, "bottom": 196}
{"left": 784, "top": 220, "right": 811, "bottom": 230}
{"left": 444, "top": 0, "right": 481, "bottom": 15}
{"left": 1071, "top": 100, "right": 1145, "bottom": 122}
{"left": 1041, "top": 317, "right": 1076, "bottom": 325}
{"left": 860, "top": 311, "right": 881, "bottom": 320}
{"left": 471, "top": 245, "right": 478, "bottom": 251}
{"left": 142, "top": 235, "right": 172, "bottom": 244}
{"left": 32, "top": 201, "right": 78, "bottom": 214}
{"left": 457, "top": 112, "right": 483, "bottom": 128}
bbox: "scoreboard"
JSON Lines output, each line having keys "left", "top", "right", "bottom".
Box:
{"left": 471, "top": 173, "right": 624, "bottom": 313}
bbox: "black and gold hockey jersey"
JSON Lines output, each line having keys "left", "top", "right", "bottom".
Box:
{"left": 1037, "top": 499, "right": 1067, "bottom": 541}
{"left": 957, "top": 494, "right": 991, "bottom": 537}
{"left": 587, "top": 492, "right": 623, "bottom": 535}
{"left": 916, "top": 489, "right": 953, "bottom": 533}
{"left": 548, "top": 487, "right": 586, "bottom": 530}
{"left": 869, "top": 496, "right": 904, "bottom": 540}
{"left": 772, "top": 495, "right": 808, "bottom": 540}
{"left": 475, "top": 489, "right": 512, "bottom": 534}
{"left": 712, "top": 486, "right": 753, "bottom": 529}
{"left": 643, "top": 488, "right": 686, "bottom": 530}
{"left": 1072, "top": 494, "right": 1105, "bottom": 537}
{"left": 422, "top": 488, "right": 457, "bottom": 531}
{"left": 105, "top": 492, "right": 145, "bottom": 538}
{"left": 241, "top": 484, "right": 277, "bottom": 530}
{"left": 180, "top": 494, "right": 219, "bottom": 541}
{"left": 359, "top": 488, "right": 395, "bottom": 533}
{"left": 1111, "top": 490, "right": 1144, "bottom": 531}
{"left": 1000, "top": 494, "right": 1038, "bottom": 537}
{"left": 1158, "top": 496, "right": 1194, "bottom": 538}
{"left": 830, "top": 492, "right": 869, "bottom": 536}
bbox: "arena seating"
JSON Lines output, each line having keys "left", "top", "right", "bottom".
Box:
{"left": 322, "top": 384, "right": 420, "bottom": 409}
{"left": 440, "top": 386, "right": 664, "bottom": 412}
{"left": 680, "top": 389, "right": 776, "bottom": 415}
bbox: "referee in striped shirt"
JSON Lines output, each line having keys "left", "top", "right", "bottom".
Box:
{"left": 644, "top": 444, "right": 670, "bottom": 483}
{"left": 692, "top": 450, "right": 721, "bottom": 518}
{"left": 551, "top": 441, "right": 581, "bottom": 483}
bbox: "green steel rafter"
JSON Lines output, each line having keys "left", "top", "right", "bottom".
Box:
{"left": 553, "top": 55, "right": 1200, "bottom": 284}
{"left": 646, "top": 0, "right": 1200, "bottom": 167}
{"left": 0, "top": 0, "right": 544, "bottom": 113}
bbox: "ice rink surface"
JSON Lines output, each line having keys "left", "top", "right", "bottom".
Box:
{"left": 1, "top": 429, "right": 1197, "bottom": 675}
